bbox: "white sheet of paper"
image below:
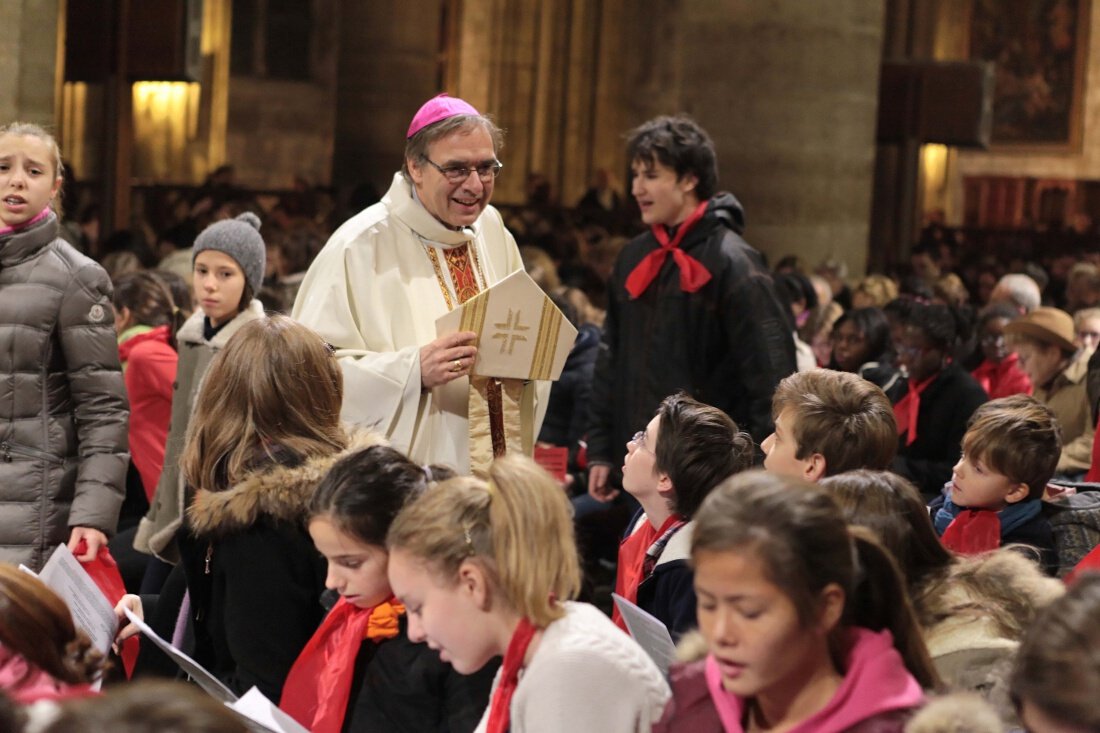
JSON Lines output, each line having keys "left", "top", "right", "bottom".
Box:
{"left": 612, "top": 593, "right": 677, "bottom": 677}
{"left": 123, "top": 607, "right": 239, "bottom": 703}
{"left": 226, "top": 687, "right": 310, "bottom": 733}
{"left": 38, "top": 543, "right": 116, "bottom": 657}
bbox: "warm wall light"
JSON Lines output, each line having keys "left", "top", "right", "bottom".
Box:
{"left": 132, "top": 81, "right": 202, "bottom": 182}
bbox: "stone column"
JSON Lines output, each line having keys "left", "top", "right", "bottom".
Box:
{"left": 625, "top": 0, "right": 885, "bottom": 275}
{"left": 0, "top": 0, "right": 61, "bottom": 124}
{"left": 331, "top": 0, "right": 446, "bottom": 195}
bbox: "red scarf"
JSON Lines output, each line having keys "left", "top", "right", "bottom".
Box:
{"left": 485, "top": 617, "right": 538, "bottom": 733}
{"left": 624, "top": 200, "right": 712, "bottom": 299}
{"left": 893, "top": 374, "right": 937, "bottom": 446}
{"left": 940, "top": 509, "right": 1001, "bottom": 555}
{"left": 280, "top": 597, "right": 404, "bottom": 733}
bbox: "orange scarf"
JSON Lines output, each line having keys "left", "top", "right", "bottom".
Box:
{"left": 280, "top": 597, "right": 404, "bottom": 733}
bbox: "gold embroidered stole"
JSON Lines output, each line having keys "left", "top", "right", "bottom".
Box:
{"left": 427, "top": 243, "right": 526, "bottom": 475}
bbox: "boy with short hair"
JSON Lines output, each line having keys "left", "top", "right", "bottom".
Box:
{"left": 933, "top": 394, "right": 1060, "bottom": 570}
{"left": 762, "top": 369, "right": 897, "bottom": 482}
{"left": 612, "top": 393, "right": 754, "bottom": 637}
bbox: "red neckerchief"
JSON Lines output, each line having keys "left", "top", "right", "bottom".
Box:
{"left": 940, "top": 509, "right": 1001, "bottom": 555}
{"left": 280, "top": 596, "right": 404, "bottom": 733}
{"left": 624, "top": 200, "right": 712, "bottom": 299}
{"left": 485, "top": 616, "right": 538, "bottom": 733}
{"left": 893, "top": 373, "right": 937, "bottom": 446}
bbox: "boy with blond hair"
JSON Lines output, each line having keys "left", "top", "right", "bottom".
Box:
{"left": 933, "top": 395, "right": 1060, "bottom": 569}
{"left": 762, "top": 369, "right": 897, "bottom": 482}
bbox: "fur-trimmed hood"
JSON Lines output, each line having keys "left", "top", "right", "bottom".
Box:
{"left": 187, "top": 429, "right": 385, "bottom": 537}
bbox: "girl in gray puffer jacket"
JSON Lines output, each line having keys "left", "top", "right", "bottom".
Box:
{"left": 0, "top": 122, "right": 129, "bottom": 570}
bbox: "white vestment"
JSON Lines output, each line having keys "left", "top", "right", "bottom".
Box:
{"left": 293, "top": 173, "right": 545, "bottom": 473}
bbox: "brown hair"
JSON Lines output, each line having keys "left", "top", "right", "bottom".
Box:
{"left": 181, "top": 315, "right": 346, "bottom": 492}
{"left": 653, "top": 393, "right": 754, "bottom": 519}
{"left": 1010, "top": 573, "right": 1100, "bottom": 729}
{"left": 45, "top": 680, "right": 248, "bottom": 733}
{"left": 962, "top": 395, "right": 1062, "bottom": 500}
{"left": 0, "top": 122, "right": 65, "bottom": 217}
{"left": 113, "top": 270, "right": 186, "bottom": 350}
{"left": 387, "top": 454, "right": 581, "bottom": 628}
{"left": 821, "top": 470, "right": 955, "bottom": 618}
{"left": 0, "top": 564, "right": 104, "bottom": 687}
{"left": 772, "top": 370, "right": 897, "bottom": 475}
{"left": 402, "top": 114, "right": 504, "bottom": 182}
{"left": 693, "top": 471, "right": 940, "bottom": 689}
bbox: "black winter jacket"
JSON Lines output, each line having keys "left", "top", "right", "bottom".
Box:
{"left": 0, "top": 213, "right": 129, "bottom": 570}
{"left": 888, "top": 364, "right": 988, "bottom": 499}
{"left": 180, "top": 431, "right": 385, "bottom": 702}
{"left": 587, "top": 195, "right": 795, "bottom": 474}
{"left": 343, "top": 615, "right": 498, "bottom": 733}
{"left": 635, "top": 519, "right": 697, "bottom": 640}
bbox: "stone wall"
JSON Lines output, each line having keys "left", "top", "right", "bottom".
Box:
{"left": 0, "top": 0, "right": 60, "bottom": 125}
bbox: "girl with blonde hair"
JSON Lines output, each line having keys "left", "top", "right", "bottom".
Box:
{"left": 387, "top": 454, "right": 670, "bottom": 733}
{"left": 175, "top": 314, "right": 380, "bottom": 702}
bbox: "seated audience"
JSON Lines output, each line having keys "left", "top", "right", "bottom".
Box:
{"left": 762, "top": 369, "right": 897, "bottom": 482}
{"left": 932, "top": 396, "right": 1060, "bottom": 570}
{"left": 1006, "top": 307, "right": 1094, "bottom": 476}
{"left": 827, "top": 307, "right": 900, "bottom": 391}
{"left": 613, "top": 394, "right": 754, "bottom": 637}
{"left": 654, "top": 471, "right": 936, "bottom": 732}
{"left": 177, "top": 315, "right": 383, "bottom": 701}
{"left": 890, "top": 303, "right": 987, "bottom": 498}
{"left": 282, "top": 446, "right": 494, "bottom": 733}
{"left": 970, "top": 304, "right": 1032, "bottom": 399}
{"left": 989, "top": 273, "right": 1041, "bottom": 315}
{"left": 824, "top": 469, "right": 1062, "bottom": 722}
{"left": 1009, "top": 573, "right": 1100, "bottom": 733}
{"left": 387, "top": 454, "right": 671, "bottom": 732}
{"left": 1073, "top": 305, "right": 1100, "bottom": 353}
{"left": 850, "top": 274, "right": 899, "bottom": 309}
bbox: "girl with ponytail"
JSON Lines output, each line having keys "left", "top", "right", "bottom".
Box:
{"left": 280, "top": 445, "right": 495, "bottom": 733}
{"left": 655, "top": 471, "right": 937, "bottom": 733}
{"left": 112, "top": 271, "right": 185, "bottom": 503}
{"left": 387, "top": 454, "right": 670, "bottom": 733}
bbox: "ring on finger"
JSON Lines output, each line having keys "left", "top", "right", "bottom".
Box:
{"left": 451, "top": 358, "right": 462, "bottom": 373}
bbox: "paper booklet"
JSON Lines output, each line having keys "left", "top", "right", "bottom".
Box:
{"left": 435, "top": 269, "right": 577, "bottom": 381}
{"left": 37, "top": 544, "right": 117, "bottom": 658}
{"left": 123, "top": 608, "right": 308, "bottom": 733}
{"left": 611, "top": 593, "right": 677, "bottom": 677}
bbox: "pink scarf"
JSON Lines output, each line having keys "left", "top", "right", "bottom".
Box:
{"left": 0, "top": 207, "right": 51, "bottom": 238}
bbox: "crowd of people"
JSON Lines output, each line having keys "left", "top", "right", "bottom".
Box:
{"left": 0, "top": 89, "right": 1099, "bottom": 733}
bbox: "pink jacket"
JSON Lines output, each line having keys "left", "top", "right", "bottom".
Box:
{"left": 655, "top": 628, "right": 923, "bottom": 733}
{"left": 0, "top": 651, "right": 92, "bottom": 703}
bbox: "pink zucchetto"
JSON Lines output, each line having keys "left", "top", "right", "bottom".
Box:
{"left": 406, "top": 94, "right": 481, "bottom": 139}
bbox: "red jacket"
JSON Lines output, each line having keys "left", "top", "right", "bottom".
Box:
{"left": 971, "top": 353, "right": 1032, "bottom": 400}
{"left": 119, "top": 326, "right": 177, "bottom": 501}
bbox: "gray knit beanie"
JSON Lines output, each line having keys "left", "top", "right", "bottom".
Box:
{"left": 192, "top": 212, "right": 266, "bottom": 294}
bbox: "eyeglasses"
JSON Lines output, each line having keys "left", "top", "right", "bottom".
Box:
{"left": 630, "top": 430, "right": 653, "bottom": 453}
{"left": 425, "top": 158, "right": 503, "bottom": 183}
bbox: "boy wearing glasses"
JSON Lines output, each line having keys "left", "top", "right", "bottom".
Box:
{"left": 612, "top": 393, "right": 753, "bottom": 637}
{"left": 294, "top": 94, "right": 536, "bottom": 474}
